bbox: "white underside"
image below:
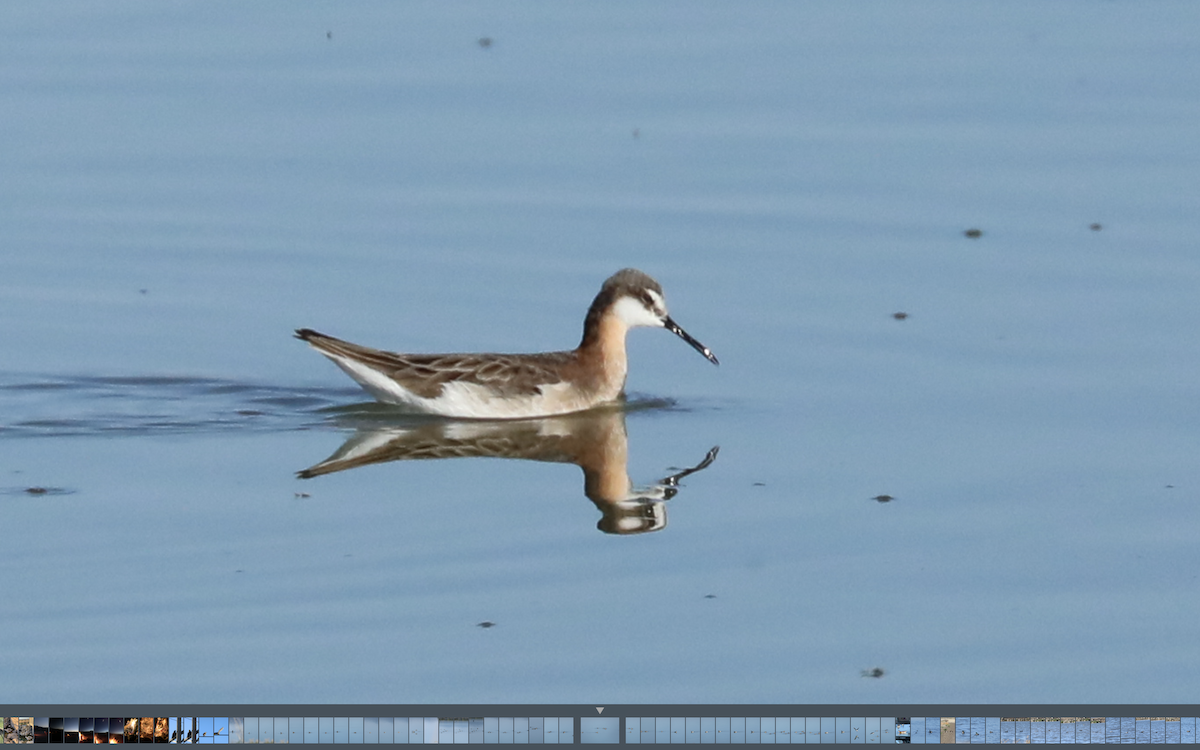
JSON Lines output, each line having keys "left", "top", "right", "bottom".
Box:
{"left": 325, "top": 353, "right": 603, "bottom": 419}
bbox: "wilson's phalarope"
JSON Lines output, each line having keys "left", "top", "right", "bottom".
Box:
{"left": 296, "top": 268, "right": 718, "bottom": 419}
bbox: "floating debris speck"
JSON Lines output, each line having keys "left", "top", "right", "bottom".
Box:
{"left": 4, "top": 485, "right": 74, "bottom": 497}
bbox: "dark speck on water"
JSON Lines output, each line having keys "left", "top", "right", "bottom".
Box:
{"left": 477, "top": 37, "right": 492, "bottom": 48}
{"left": 1090, "top": 222, "right": 1102, "bottom": 231}
{"left": 704, "top": 594, "right": 717, "bottom": 599}
{"left": 872, "top": 494, "right": 894, "bottom": 503}
{"left": 861, "top": 667, "right": 885, "bottom": 678}
{"left": 5, "top": 486, "right": 74, "bottom": 496}
{"left": 964, "top": 228, "right": 983, "bottom": 238}
{"left": 752, "top": 482, "right": 765, "bottom": 487}
{"left": 477, "top": 621, "right": 496, "bottom": 628}
{"left": 893, "top": 312, "right": 908, "bottom": 320}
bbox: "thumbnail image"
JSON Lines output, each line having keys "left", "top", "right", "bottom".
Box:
{"left": 125, "top": 718, "right": 139, "bottom": 743}
{"left": 64, "top": 717, "right": 79, "bottom": 744}
{"left": 3, "top": 718, "right": 33, "bottom": 744}
{"left": 179, "top": 718, "right": 196, "bottom": 744}
{"left": 228, "top": 718, "right": 244, "bottom": 744}
{"left": 109, "top": 718, "right": 125, "bottom": 744}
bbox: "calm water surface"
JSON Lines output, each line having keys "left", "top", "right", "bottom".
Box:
{"left": 3, "top": 2, "right": 1200, "bottom": 703}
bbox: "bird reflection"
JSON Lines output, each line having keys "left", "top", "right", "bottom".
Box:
{"left": 298, "top": 405, "right": 717, "bottom": 534}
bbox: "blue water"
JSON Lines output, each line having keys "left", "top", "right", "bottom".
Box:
{"left": 3, "top": 1, "right": 1200, "bottom": 704}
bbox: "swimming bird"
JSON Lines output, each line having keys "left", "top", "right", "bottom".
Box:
{"left": 296, "top": 268, "right": 718, "bottom": 418}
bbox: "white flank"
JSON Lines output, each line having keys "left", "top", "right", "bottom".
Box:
{"left": 320, "top": 351, "right": 600, "bottom": 419}
{"left": 326, "top": 355, "right": 423, "bottom": 406}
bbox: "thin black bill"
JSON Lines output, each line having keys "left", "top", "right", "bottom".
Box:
{"left": 664, "top": 316, "right": 719, "bottom": 365}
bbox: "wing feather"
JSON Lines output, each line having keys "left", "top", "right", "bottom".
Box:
{"left": 296, "top": 329, "right": 574, "bottom": 399}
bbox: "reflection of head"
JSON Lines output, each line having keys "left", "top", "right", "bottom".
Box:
{"left": 596, "top": 499, "right": 668, "bottom": 535}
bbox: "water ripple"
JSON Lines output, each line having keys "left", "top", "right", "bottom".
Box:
{"left": 0, "top": 373, "right": 685, "bottom": 438}
{"left": 0, "top": 373, "right": 360, "bottom": 438}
